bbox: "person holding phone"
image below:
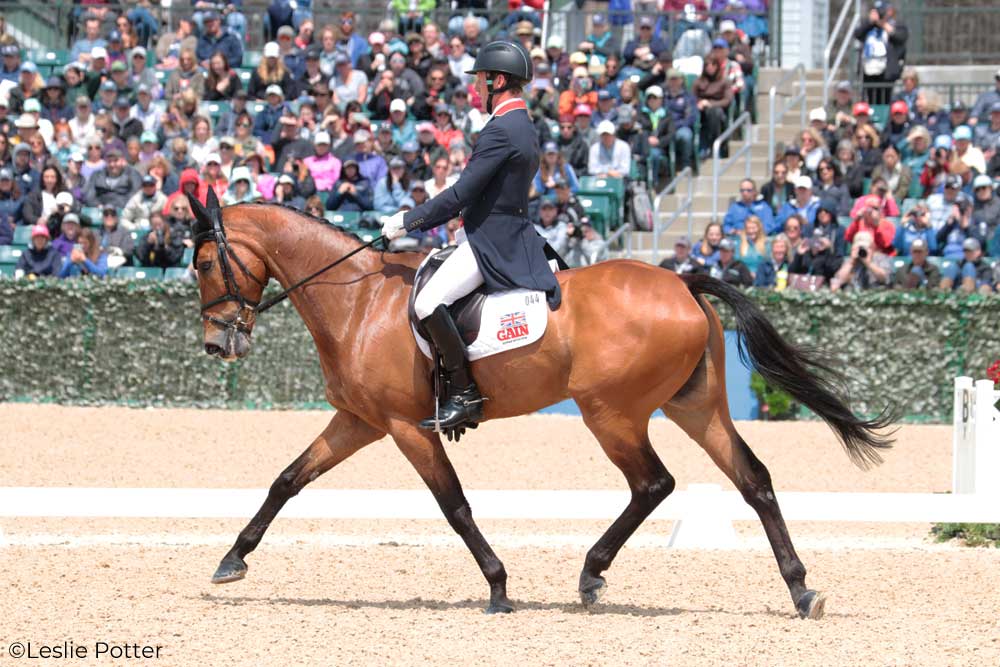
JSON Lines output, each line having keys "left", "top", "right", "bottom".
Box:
{"left": 58, "top": 228, "right": 108, "bottom": 278}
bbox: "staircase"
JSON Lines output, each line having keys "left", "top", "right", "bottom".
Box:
{"left": 618, "top": 66, "right": 828, "bottom": 264}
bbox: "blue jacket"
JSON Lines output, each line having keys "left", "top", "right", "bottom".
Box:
{"left": 252, "top": 102, "right": 288, "bottom": 139}
{"left": 326, "top": 176, "right": 373, "bottom": 212}
{"left": 775, "top": 197, "right": 820, "bottom": 234}
{"left": 664, "top": 89, "right": 697, "bottom": 130}
{"left": 196, "top": 31, "right": 244, "bottom": 68}
{"left": 754, "top": 260, "right": 788, "bottom": 288}
{"left": 0, "top": 192, "right": 23, "bottom": 233}
{"left": 404, "top": 104, "right": 561, "bottom": 308}
{"left": 58, "top": 253, "right": 108, "bottom": 278}
{"left": 373, "top": 178, "right": 414, "bottom": 213}
{"left": 893, "top": 221, "right": 937, "bottom": 256}
{"left": 723, "top": 198, "right": 775, "bottom": 235}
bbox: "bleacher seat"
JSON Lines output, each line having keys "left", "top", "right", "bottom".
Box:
{"left": 0, "top": 263, "right": 16, "bottom": 278}
{"left": 27, "top": 49, "right": 69, "bottom": 69}
{"left": 577, "top": 195, "right": 613, "bottom": 236}
{"left": 201, "top": 101, "right": 231, "bottom": 119}
{"left": 12, "top": 226, "right": 32, "bottom": 245}
{"left": 238, "top": 70, "right": 252, "bottom": 86}
{"left": 324, "top": 211, "right": 361, "bottom": 226}
{"left": 164, "top": 267, "right": 189, "bottom": 281}
{"left": 0, "top": 245, "right": 25, "bottom": 263}
{"left": 154, "top": 70, "right": 169, "bottom": 84}
{"left": 870, "top": 105, "right": 890, "bottom": 128}
{"left": 114, "top": 267, "right": 163, "bottom": 280}
{"left": 249, "top": 102, "right": 266, "bottom": 115}
{"left": 244, "top": 51, "right": 262, "bottom": 67}
{"left": 181, "top": 247, "right": 194, "bottom": 266}
{"left": 80, "top": 207, "right": 101, "bottom": 226}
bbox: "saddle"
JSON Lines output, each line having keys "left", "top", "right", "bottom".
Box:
{"left": 407, "top": 245, "right": 552, "bottom": 361}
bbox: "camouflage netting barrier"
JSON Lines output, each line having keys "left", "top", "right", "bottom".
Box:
{"left": 1, "top": 280, "right": 998, "bottom": 421}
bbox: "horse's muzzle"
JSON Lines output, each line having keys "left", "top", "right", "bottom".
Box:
{"left": 204, "top": 330, "right": 252, "bottom": 361}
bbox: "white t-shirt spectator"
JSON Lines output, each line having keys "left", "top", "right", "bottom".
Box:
{"left": 588, "top": 137, "right": 632, "bottom": 177}
{"left": 424, "top": 174, "right": 457, "bottom": 198}
{"left": 333, "top": 70, "right": 369, "bottom": 106}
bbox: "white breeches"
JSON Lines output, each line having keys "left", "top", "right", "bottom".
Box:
{"left": 413, "top": 241, "right": 484, "bottom": 320}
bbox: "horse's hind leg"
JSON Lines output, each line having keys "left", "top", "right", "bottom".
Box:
{"left": 663, "top": 341, "right": 824, "bottom": 619}
{"left": 212, "top": 410, "right": 384, "bottom": 584}
{"left": 576, "top": 401, "right": 675, "bottom": 607}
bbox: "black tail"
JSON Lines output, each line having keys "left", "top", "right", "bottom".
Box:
{"left": 680, "top": 273, "right": 895, "bottom": 468}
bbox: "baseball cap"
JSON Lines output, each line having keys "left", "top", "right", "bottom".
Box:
{"left": 944, "top": 174, "right": 963, "bottom": 189}
{"left": 592, "top": 14, "right": 606, "bottom": 26}
{"left": 719, "top": 20, "right": 737, "bottom": 33}
{"left": 910, "top": 238, "right": 927, "bottom": 252}
{"left": 962, "top": 238, "right": 981, "bottom": 252}
{"left": 140, "top": 130, "right": 157, "bottom": 144}
{"left": 410, "top": 181, "right": 426, "bottom": 192}
{"left": 389, "top": 98, "right": 406, "bottom": 114}
{"left": 44, "top": 76, "right": 64, "bottom": 89}
{"left": 546, "top": 35, "right": 564, "bottom": 50}
{"left": 75, "top": 96, "right": 91, "bottom": 107}
{"left": 204, "top": 153, "right": 221, "bottom": 165}
{"left": 809, "top": 107, "right": 827, "bottom": 122}
{"left": 368, "top": 32, "right": 385, "bottom": 46}
{"left": 23, "top": 98, "right": 41, "bottom": 113}
{"left": 69, "top": 151, "right": 84, "bottom": 163}
{"left": 132, "top": 46, "right": 147, "bottom": 59}
{"left": 569, "top": 51, "right": 588, "bottom": 65}
{"left": 835, "top": 80, "right": 852, "bottom": 92}
{"left": 951, "top": 100, "right": 969, "bottom": 111}
{"left": 314, "top": 130, "right": 331, "bottom": 145}
{"left": 389, "top": 156, "right": 405, "bottom": 168}
{"left": 219, "top": 136, "right": 235, "bottom": 148}
{"left": 137, "top": 83, "right": 151, "bottom": 95}
{"left": 852, "top": 102, "right": 871, "bottom": 116}
{"left": 277, "top": 25, "right": 295, "bottom": 38}
{"left": 973, "top": 174, "right": 993, "bottom": 189}
{"left": 543, "top": 141, "right": 558, "bottom": 154}
{"left": 953, "top": 125, "right": 973, "bottom": 141}
{"left": 416, "top": 121, "right": 434, "bottom": 133}
{"left": 110, "top": 60, "right": 127, "bottom": 72}
{"left": 530, "top": 47, "right": 546, "bottom": 60}
{"left": 20, "top": 61, "right": 37, "bottom": 74}
{"left": 401, "top": 141, "right": 419, "bottom": 153}
{"left": 1, "top": 44, "right": 18, "bottom": 57}
{"left": 91, "top": 46, "right": 108, "bottom": 60}
{"left": 14, "top": 116, "right": 37, "bottom": 129}
{"left": 711, "top": 37, "right": 729, "bottom": 49}
{"left": 54, "top": 191, "right": 74, "bottom": 207}
{"left": 434, "top": 102, "right": 451, "bottom": 116}
{"left": 352, "top": 129, "right": 371, "bottom": 143}
{"left": 31, "top": 223, "right": 51, "bottom": 238}
{"left": 573, "top": 103, "right": 592, "bottom": 117}
{"left": 933, "top": 134, "right": 953, "bottom": 150}
{"left": 141, "top": 174, "right": 157, "bottom": 186}
{"left": 794, "top": 175, "right": 813, "bottom": 190}
{"left": 718, "top": 238, "right": 735, "bottom": 251}
{"left": 890, "top": 100, "right": 908, "bottom": 115}
{"left": 675, "top": 236, "right": 691, "bottom": 247}
{"left": 0, "top": 168, "right": 10, "bottom": 180}
{"left": 618, "top": 106, "right": 635, "bottom": 122}
{"left": 63, "top": 212, "right": 82, "bottom": 224}
{"left": 100, "top": 80, "right": 117, "bottom": 92}
{"left": 265, "top": 84, "right": 284, "bottom": 98}
{"left": 203, "top": 9, "right": 220, "bottom": 21}
{"left": 597, "top": 89, "right": 612, "bottom": 102}
{"left": 991, "top": 101, "right": 1000, "bottom": 114}
{"left": 597, "top": 119, "right": 615, "bottom": 135}
{"left": 114, "top": 96, "right": 130, "bottom": 108}
{"left": 263, "top": 42, "right": 280, "bottom": 58}
{"left": 334, "top": 52, "right": 350, "bottom": 66}
{"left": 539, "top": 198, "right": 556, "bottom": 209}
{"left": 784, "top": 144, "right": 801, "bottom": 157}
{"left": 646, "top": 85, "right": 663, "bottom": 98}
{"left": 638, "top": 16, "right": 654, "bottom": 28}
{"left": 277, "top": 174, "right": 295, "bottom": 185}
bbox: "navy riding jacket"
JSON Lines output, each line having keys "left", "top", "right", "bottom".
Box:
{"left": 403, "top": 101, "right": 561, "bottom": 309}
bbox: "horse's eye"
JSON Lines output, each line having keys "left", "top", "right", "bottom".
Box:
{"left": 198, "top": 261, "right": 213, "bottom": 272}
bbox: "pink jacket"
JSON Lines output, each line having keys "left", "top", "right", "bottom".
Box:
{"left": 304, "top": 153, "right": 342, "bottom": 192}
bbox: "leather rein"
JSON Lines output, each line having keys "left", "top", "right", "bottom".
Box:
{"left": 193, "top": 215, "right": 383, "bottom": 335}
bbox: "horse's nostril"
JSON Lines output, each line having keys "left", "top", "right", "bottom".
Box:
{"left": 205, "top": 343, "right": 223, "bottom": 356}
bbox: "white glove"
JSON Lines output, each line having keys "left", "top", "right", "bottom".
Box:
{"left": 381, "top": 211, "right": 407, "bottom": 240}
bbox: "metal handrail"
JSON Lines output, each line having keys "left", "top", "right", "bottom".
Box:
{"left": 711, "top": 112, "right": 753, "bottom": 223}
{"left": 605, "top": 222, "right": 632, "bottom": 259}
{"left": 823, "top": 0, "right": 861, "bottom": 108}
{"left": 650, "top": 167, "right": 694, "bottom": 264}
{"left": 766, "top": 64, "right": 807, "bottom": 174}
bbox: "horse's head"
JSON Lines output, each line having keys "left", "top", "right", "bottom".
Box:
{"left": 188, "top": 190, "right": 269, "bottom": 361}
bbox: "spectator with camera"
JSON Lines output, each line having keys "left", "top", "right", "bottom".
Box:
{"left": 58, "top": 227, "right": 108, "bottom": 279}
{"left": 808, "top": 107, "right": 838, "bottom": 153}
{"left": 892, "top": 238, "right": 941, "bottom": 289}
{"left": 832, "top": 230, "right": 891, "bottom": 290}
{"left": 533, "top": 199, "right": 569, "bottom": 258}
{"left": 789, "top": 228, "right": 843, "bottom": 286}
{"left": 940, "top": 238, "right": 994, "bottom": 294}
{"left": 854, "top": 0, "right": 908, "bottom": 105}
{"left": 136, "top": 211, "right": 184, "bottom": 268}
{"left": 710, "top": 238, "right": 753, "bottom": 286}
{"left": 893, "top": 202, "right": 937, "bottom": 255}
{"left": 723, "top": 178, "right": 774, "bottom": 235}
{"left": 812, "top": 199, "right": 847, "bottom": 255}
{"left": 936, "top": 194, "right": 983, "bottom": 259}
{"left": 847, "top": 195, "right": 897, "bottom": 255}
{"left": 919, "top": 134, "right": 955, "bottom": 197}
{"left": 97, "top": 207, "right": 135, "bottom": 269}
{"left": 659, "top": 237, "right": 705, "bottom": 275}
{"left": 871, "top": 143, "right": 912, "bottom": 203}
{"left": 825, "top": 81, "right": 856, "bottom": 144}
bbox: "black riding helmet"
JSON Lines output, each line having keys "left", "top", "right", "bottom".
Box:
{"left": 465, "top": 40, "right": 533, "bottom": 114}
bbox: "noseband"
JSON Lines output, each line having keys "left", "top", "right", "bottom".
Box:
{"left": 193, "top": 215, "right": 266, "bottom": 336}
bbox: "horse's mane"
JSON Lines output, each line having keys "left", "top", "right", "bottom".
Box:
{"left": 235, "top": 201, "right": 390, "bottom": 252}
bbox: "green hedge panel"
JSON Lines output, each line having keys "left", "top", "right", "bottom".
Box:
{"left": 1, "top": 280, "right": 998, "bottom": 421}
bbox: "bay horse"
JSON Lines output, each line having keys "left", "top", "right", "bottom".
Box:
{"left": 188, "top": 191, "right": 893, "bottom": 620}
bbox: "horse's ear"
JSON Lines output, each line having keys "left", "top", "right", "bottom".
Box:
{"left": 187, "top": 192, "right": 211, "bottom": 238}
{"left": 205, "top": 184, "right": 221, "bottom": 214}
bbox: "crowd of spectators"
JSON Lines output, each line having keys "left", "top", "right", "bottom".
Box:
{"left": 0, "top": 1, "right": 766, "bottom": 278}
{"left": 668, "top": 70, "right": 1000, "bottom": 294}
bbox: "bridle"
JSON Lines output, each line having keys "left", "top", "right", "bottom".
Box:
{"left": 193, "top": 212, "right": 267, "bottom": 336}
{"left": 193, "top": 203, "right": 383, "bottom": 336}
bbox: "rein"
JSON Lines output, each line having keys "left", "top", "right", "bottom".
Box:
{"left": 194, "top": 212, "right": 383, "bottom": 334}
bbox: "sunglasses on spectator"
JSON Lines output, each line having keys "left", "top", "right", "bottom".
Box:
{"left": 818, "top": 165, "right": 832, "bottom": 171}
{"left": 238, "top": 122, "right": 251, "bottom": 128}
{"left": 739, "top": 187, "right": 754, "bottom": 192}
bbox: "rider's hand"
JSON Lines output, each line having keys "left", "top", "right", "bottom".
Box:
{"left": 381, "top": 211, "right": 407, "bottom": 240}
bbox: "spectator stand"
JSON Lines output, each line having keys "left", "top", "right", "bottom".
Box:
{"left": 649, "top": 166, "right": 695, "bottom": 265}
{"left": 710, "top": 111, "right": 753, "bottom": 223}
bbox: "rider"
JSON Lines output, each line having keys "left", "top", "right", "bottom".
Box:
{"left": 382, "top": 40, "right": 561, "bottom": 432}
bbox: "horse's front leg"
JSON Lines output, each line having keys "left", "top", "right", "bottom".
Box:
{"left": 390, "top": 421, "right": 513, "bottom": 614}
{"left": 212, "top": 410, "right": 385, "bottom": 584}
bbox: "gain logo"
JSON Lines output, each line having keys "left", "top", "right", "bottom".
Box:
{"left": 497, "top": 311, "right": 529, "bottom": 342}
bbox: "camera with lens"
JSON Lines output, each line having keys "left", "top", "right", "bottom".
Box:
{"left": 857, "top": 246, "right": 868, "bottom": 259}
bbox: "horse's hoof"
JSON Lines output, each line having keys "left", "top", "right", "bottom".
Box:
{"left": 796, "top": 590, "right": 827, "bottom": 620}
{"left": 485, "top": 599, "right": 515, "bottom": 614}
{"left": 211, "top": 556, "right": 248, "bottom": 584}
{"left": 579, "top": 576, "right": 607, "bottom": 608}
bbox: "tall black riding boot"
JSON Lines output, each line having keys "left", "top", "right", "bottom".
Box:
{"left": 418, "top": 304, "right": 484, "bottom": 431}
